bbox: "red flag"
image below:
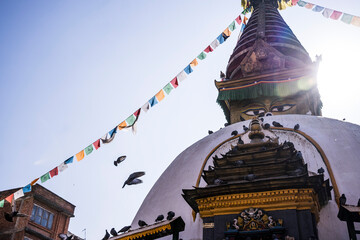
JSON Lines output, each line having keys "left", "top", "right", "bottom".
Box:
{"left": 235, "top": 15, "right": 242, "bottom": 25}
{"left": 93, "top": 139, "right": 101, "bottom": 150}
{"left": 5, "top": 194, "right": 14, "bottom": 203}
{"left": 50, "top": 167, "right": 58, "bottom": 177}
{"left": 134, "top": 108, "right": 141, "bottom": 117}
{"left": 204, "top": 45, "right": 213, "bottom": 53}
{"left": 170, "top": 77, "right": 178, "bottom": 88}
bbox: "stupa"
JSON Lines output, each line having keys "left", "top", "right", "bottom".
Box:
{"left": 112, "top": 0, "right": 360, "bottom": 239}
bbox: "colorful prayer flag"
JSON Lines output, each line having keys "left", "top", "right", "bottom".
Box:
{"left": 341, "top": 13, "right": 353, "bottom": 24}
{"left": 93, "top": 139, "right": 101, "bottom": 150}
{"left": 204, "top": 45, "right": 213, "bottom": 53}
{"left": 241, "top": 23, "right": 246, "bottom": 32}
{"left": 292, "top": 0, "right": 299, "bottom": 6}
{"left": 243, "top": 16, "right": 248, "bottom": 24}
{"left": 163, "top": 83, "right": 174, "bottom": 95}
{"left": 126, "top": 115, "right": 136, "bottom": 125}
{"left": 170, "top": 77, "right": 179, "bottom": 88}
{"left": 322, "top": 8, "right": 334, "bottom": 18}
{"left": 184, "top": 65, "right": 193, "bottom": 74}
{"left": 31, "top": 178, "right": 39, "bottom": 186}
{"left": 330, "top": 11, "right": 342, "bottom": 20}
{"left": 40, "top": 172, "right": 51, "bottom": 183}
{"left": 155, "top": 89, "right": 165, "bottom": 102}
{"left": 76, "top": 150, "right": 85, "bottom": 161}
{"left": 229, "top": 21, "right": 236, "bottom": 31}
{"left": 223, "top": 27, "right": 231, "bottom": 37}
{"left": 50, "top": 167, "right": 58, "bottom": 177}
{"left": 85, "top": 144, "right": 93, "bottom": 155}
{"left": 58, "top": 162, "right": 68, "bottom": 172}
{"left": 5, "top": 194, "right": 13, "bottom": 203}
{"left": 351, "top": 16, "right": 360, "bottom": 27}
{"left": 134, "top": 108, "right": 141, "bottom": 117}
{"left": 217, "top": 33, "right": 225, "bottom": 44}
{"left": 0, "top": 199, "right": 4, "bottom": 208}
{"left": 141, "top": 102, "right": 150, "bottom": 113}
{"left": 23, "top": 184, "right": 31, "bottom": 193}
{"left": 312, "top": 5, "right": 324, "bottom": 12}
{"left": 190, "top": 58, "right": 198, "bottom": 67}
{"left": 109, "top": 126, "right": 117, "bottom": 137}
{"left": 297, "top": 1, "right": 307, "bottom": 7}
{"left": 14, "top": 189, "right": 24, "bottom": 200}
{"left": 65, "top": 156, "right": 74, "bottom": 164}
{"left": 149, "top": 96, "right": 158, "bottom": 107}
{"left": 235, "top": 15, "right": 242, "bottom": 25}
{"left": 197, "top": 52, "right": 206, "bottom": 60}
{"left": 304, "top": 3, "right": 314, "bottom": 9}
{"left": 176, "top": 70, "right": 187, "bottom": 82}
{"left": 118, "top": 121, "right": 127, "bottom": 130}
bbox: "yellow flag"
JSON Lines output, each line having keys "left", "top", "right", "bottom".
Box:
{"left": 223, "top": 27, "right": 231, "bottom": 37}
{"left": 155, "top": 89, "right": 165, "bottom": 102}
{"left": 190, "top": 58, "right": 198, "bottom": 67}
{"left": 351, "top": 16, "right": 360, "bottom": 27}
{"left": 118, "top": 121, "right": 127, "bottom": 130}
{"left": 76, "top": 150, "right": 85, "bottom": 161}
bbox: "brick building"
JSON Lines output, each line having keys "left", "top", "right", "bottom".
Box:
{"left": 0, "top": 184, "right": 76, "bottom": 240}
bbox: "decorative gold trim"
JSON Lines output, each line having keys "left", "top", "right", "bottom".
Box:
{"left": 203, "top": 222, "right": 215, "bottom": 228}
{"left": 116, "top": 224, "right": 171, "bottom": 240}
{"left": 195, "top": 128, "right": 340, "bottom": 206}
{"left": 195, "top": 188, "right": 320, "bottom": 221}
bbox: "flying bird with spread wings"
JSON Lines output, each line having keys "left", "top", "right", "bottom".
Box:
{"left": 122, "top": 171, "right": 145, "bottom": 188}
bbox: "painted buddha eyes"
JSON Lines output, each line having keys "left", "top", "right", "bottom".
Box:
{"left": 270, "top": 104, "right": 295, "bottom": 112}
{"left": 243, "top": 108, "right": 266, "bottom": 116}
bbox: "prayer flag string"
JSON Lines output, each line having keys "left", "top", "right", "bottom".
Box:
{"left": 0, "top": 11, "right": 250, "bottom": 207}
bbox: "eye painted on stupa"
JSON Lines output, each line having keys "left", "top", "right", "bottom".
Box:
{"left": 242, "top": 108, "right": 266, "bottom": 116}
{"left": 270, "top": 104, "right": 295, "bottom": 112}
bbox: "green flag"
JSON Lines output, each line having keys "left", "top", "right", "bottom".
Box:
{"left": 229, "top": 21, "right": 236, "bottom": 31}
{"left": 0, "top": 199, "right": 4, "bottom": 208}
{"left": 126, "top": 114, "right": 136, "bottom": 125}
{"left": 163, "top": 83, "right": 174, "bottom": 95}
{"left": 85, "top": 144, "right": 93, "bottom": 155}
{"left": 197, "top": 52, "right": 206, "bottom": 60}
{"left": 40, "top": 172, "right": 50, "bottom": 183}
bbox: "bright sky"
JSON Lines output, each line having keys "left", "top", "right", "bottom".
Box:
{"left": 0, "top": 0, "right": 359, "bottom": 239}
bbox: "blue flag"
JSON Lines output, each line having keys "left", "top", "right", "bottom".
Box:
{"left": 184, "top": 65, "right": 193, "bottom": 74}
{"left": 312, "top": 5, "right": 324, "bottom": 12}
{"left": 64, "top": 156, "right": 74, "bottom": 164}
{"left": 109, "top": 127, "right": 117, "bottom": 137}
{"left": 149, "top": 96, "right": 158, "bottom": 107}
{"left": 23, "top": 184, "right": 31, "bottom": 193}
{"left": 217, "top": 34, "right": 225, "bottom": 44}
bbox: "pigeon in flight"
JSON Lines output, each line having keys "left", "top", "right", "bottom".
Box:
{"left": 167, "top": 211, "right": 175, "bottom": 221}
{"left": 294, "top": 124, "right": 300, "bottom": 130}
{"left": 110, "top": 228, "right": 118, "bottom": 236}
{"left": 102, "top": 230, "right": 110, "bottom": 240}
{"left": 118, "top": 226, "right": 131, "bottom": 233}
{"left": 123, "top": 171, "right": 145, "bottom": 188}
{"left": 58, "top": 234, "right": 73, "bottom": 240}
{"left": 231, "top": 130, "right": 238, "bottom": 136}
{"left": 272, "top": 121, "right": 283, "bottom": 128}
{"left": 155, "top": 214, "right": 164, "bottom": 222}
{"left": 114, "top": 155, "right": 127, "bottom": 166}
{"left": 138, "top": 220, "right": 148, "bottom": 227}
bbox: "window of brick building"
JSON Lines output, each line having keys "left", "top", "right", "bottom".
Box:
{"left": 30, "top": 204, "right": 54, "bottom": 229}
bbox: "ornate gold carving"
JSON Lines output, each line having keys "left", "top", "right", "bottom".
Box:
{"left": 203, "top": 222, "right": 214, "bottom": 228}
{"left": 116, "top": 224, "right": 171, "bottom": 240}
{"left": 195, "top": 188, "right": 320, "bottom": 221}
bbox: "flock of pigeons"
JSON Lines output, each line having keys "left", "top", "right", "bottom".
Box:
{"left": 101, "top": 211, "right": 176, "bottom": 240}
